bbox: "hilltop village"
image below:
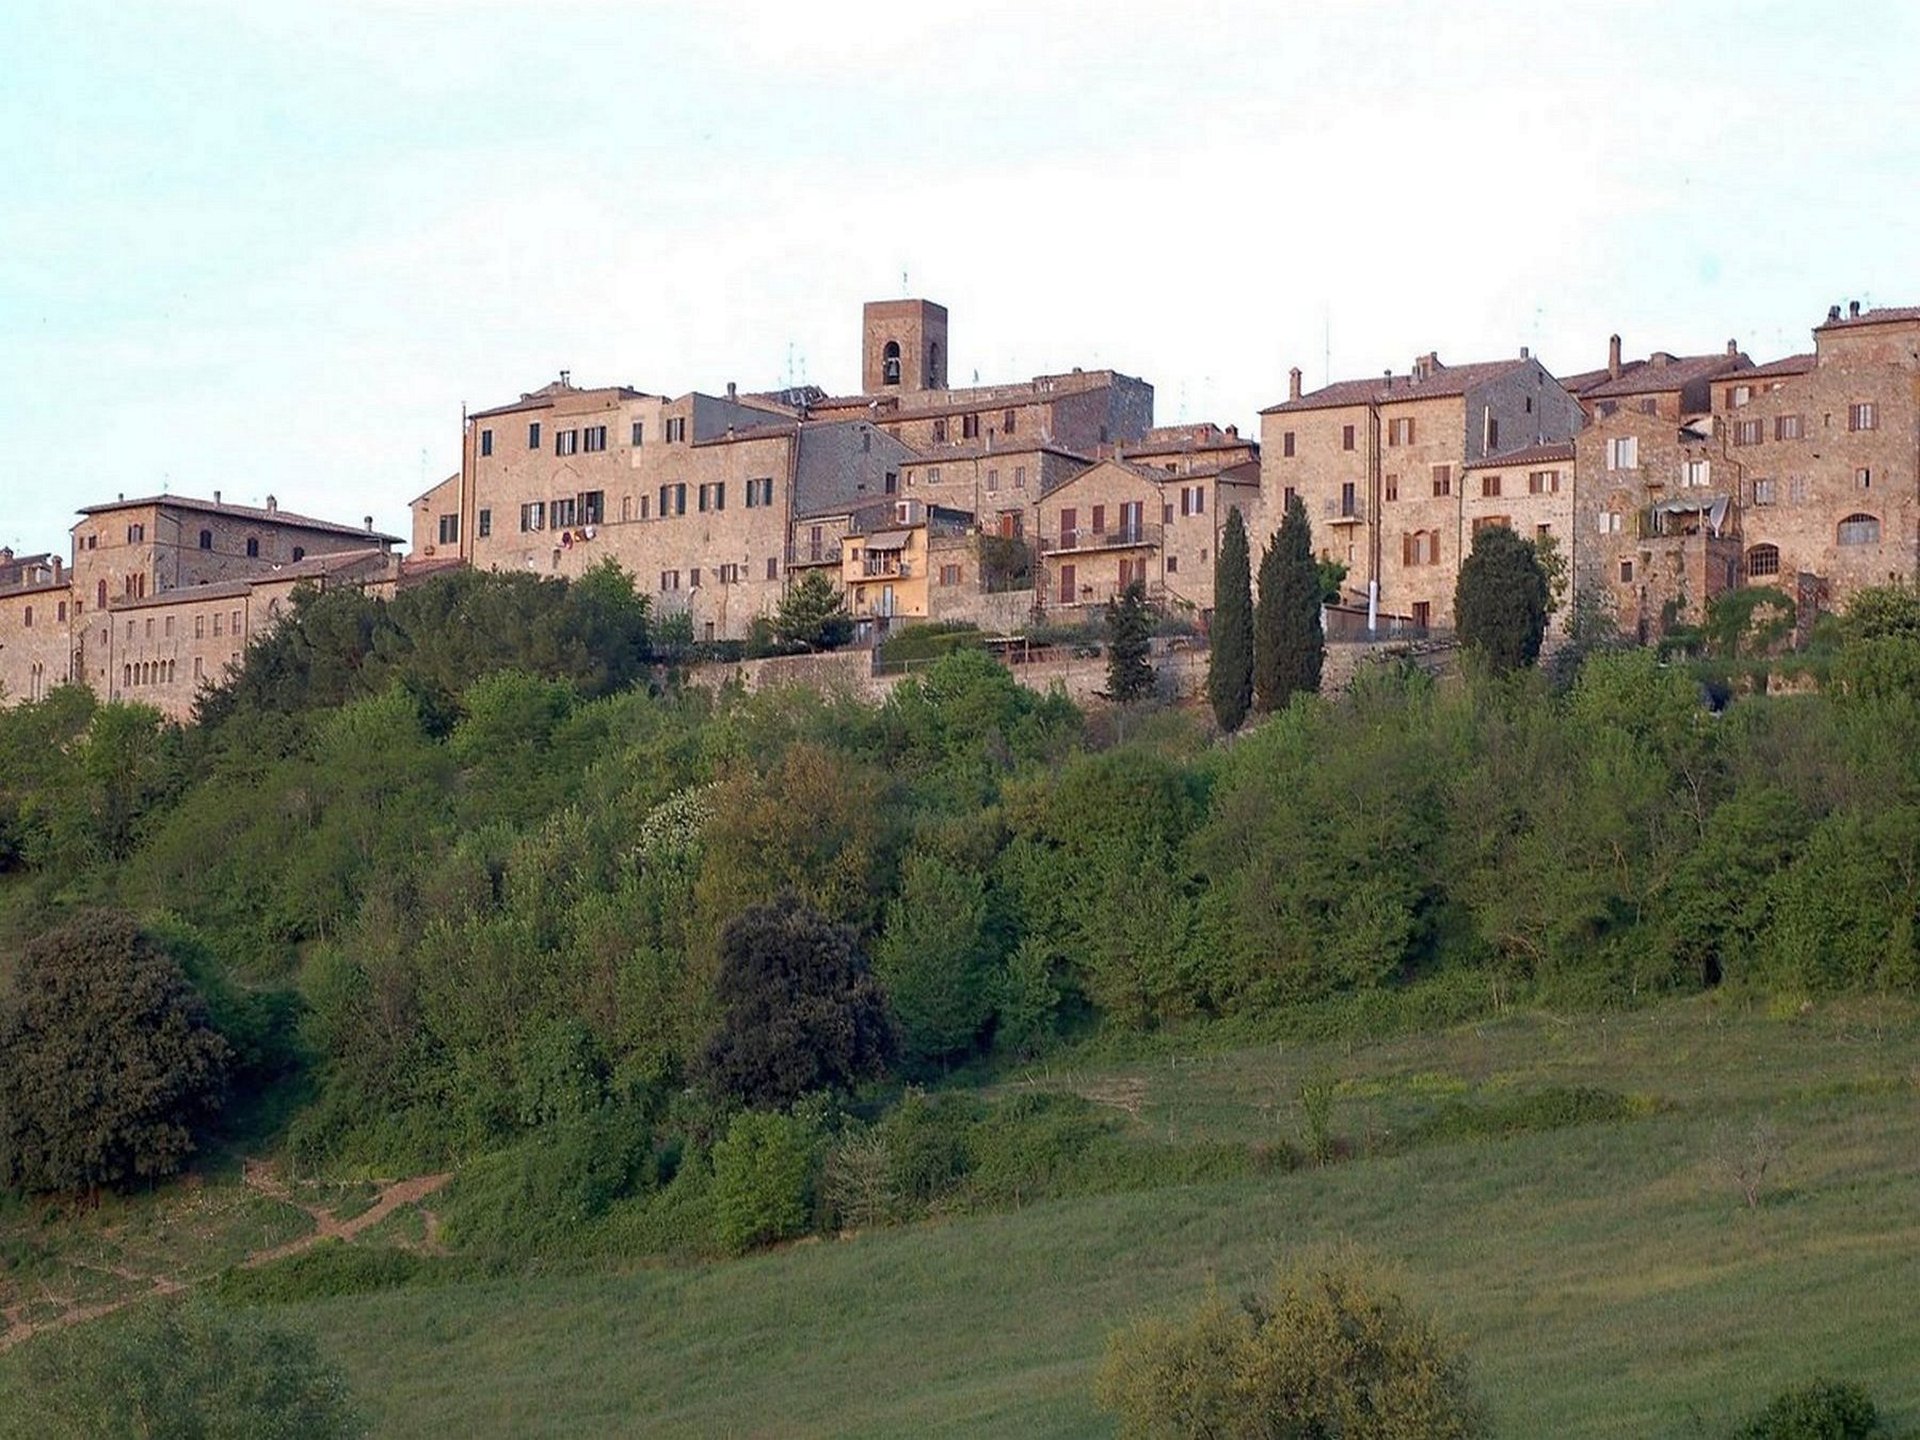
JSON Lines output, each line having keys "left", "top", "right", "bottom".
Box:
{"left": 3, "top": 295, "right": 1916, "bottom": 718}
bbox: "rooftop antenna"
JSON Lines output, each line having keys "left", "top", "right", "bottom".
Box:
{"left": 1323, "top": 306, "right": 1332, "bottom": 389}
{"left": 901, "top": 268, "right": 909, "bottom": 296}
{"left": 785, "top": 341, "right": 796, "bottom": 389}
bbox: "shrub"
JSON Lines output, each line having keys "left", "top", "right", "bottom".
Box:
{"left": 0, "top": 911, "right": 231, "bottom": 1196}
{"left": 1096, "top": 1253, "right": 1486, "bottom": 1439}
{"left": 439, "top": 1108, "right": 650, "bottom": 1259}
{"left": 711, "top": 1108, "right": 820, "bottom": 1253}
{"left": 0, "top": 1301, "right": 365, "bottom": 1440}
{"left": 1454, "top": 524, "right": 1549, "bottom": 673}
{"left": 1737, "top": 1378, "right": 1882, "bottom": 1439}
{"left": 212, "top": 1240, "right": 459, "bottom": 1305}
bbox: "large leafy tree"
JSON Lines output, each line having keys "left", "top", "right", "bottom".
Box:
{"left": 0, "top": 911, "right": 231, "bottom": 1196}
{"left": 1454, "top": 524, "right": 1549, "bottom": 673}
{"left": 1105, "top": 580, "right": 1156, "bottom": 703}
{"left": 1253, "top": 493, "right": 1324, "bottom": 713}
{"left": 774, "top": 570, "right": 855, "bottom": 651}
{"left": 874, "top": 851, "right": 995, "bottom": 1064}
{"left": 1207, "top": 506, "right": 1255, "bottom": 732}
{"left": 699, "top": 894, "right": 896, "bottom": 1109}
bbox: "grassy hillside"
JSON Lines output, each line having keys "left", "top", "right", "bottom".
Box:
{"left": 215, "top": 997, "right": 1920, "bottom": 1438}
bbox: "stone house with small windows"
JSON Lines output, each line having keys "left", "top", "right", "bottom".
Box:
{"left": 1260, "top": 351, "right": 1581, "bottom": 629}
{"left": 1560, "top": 336, "right": 1753, "bottom": 424}
{"left": 1459, "top": 440, "right": 1578, "bottom": 634}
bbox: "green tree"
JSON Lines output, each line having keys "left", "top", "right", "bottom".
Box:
{"left": 1105, "top": 580, "right": 1157, "bottom": 703}
{"left": 1207, "top": 506, "right": 1255, "bottom": 732}
{"left": 1453, "top": 524, "right": 1549, "bottom": 673}
{"left": 699, "top": 895, "right": 896, "bottom": 1109}
{"left": 1253, "top": 493, "right": 1324, "bottom": 713}
{"left": 1737, "top": 1378, "right": 1882, "bottom": 1440}
{"left": 1095, "top": 1254, "right": 1485, "bottom": 1440}
{"left": 774, "top": 570, "right": 854, "bottom": 651}
{"left": 711, "top": 1108, "right": 820, "bottom": 1253}
{"left": 1, "top": 1301, "right": 365, "bottom": 1440}
{"left": 0, "top": 912, "right": 231, "bottom": 1196}
{"left": 874, "top": 851, "right": 995, "bottom": 1064}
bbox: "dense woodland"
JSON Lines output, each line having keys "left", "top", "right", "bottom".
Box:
{"left": 4, "top": 556, "right": 1920, "bottom": 1263}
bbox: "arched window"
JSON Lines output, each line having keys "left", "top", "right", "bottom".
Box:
{"left": 928, "top": 341, "right": 941, "bottom": 384}
{"left": 199, "top": 529, "right": 213, "bottom": 550}
{"left": 882, "top": 341, "right": 901, "bottom": 386}
{"left": 1746, "top": 544, "right": 1781, "bottom": 578}
{"left": 1837, "top": 513, "right": 1881, "bottom": 546}
{"left": 245, "top": 537, "right": 260, "bottom": 558}
{"left": 21, "top": 606, "right": 30, "bottom": 628}
{"left": 123, "top": 664, "right": 131, "bottom": 689}
{"left": 97, "top": 578, "right": 107, "bottom": 609}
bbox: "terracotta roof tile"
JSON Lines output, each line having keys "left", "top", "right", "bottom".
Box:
{"left": 1262, "top": 358, "right": 1531, "bottom": 415}
{"left": 1579, "top": 351, "right": 1749, "bottom": 400}
{"left": 76, "top": 494, "right": 402, "bottom": 544}
{"left": 1463, "top": 440, "right": 1576, "bottom": 470}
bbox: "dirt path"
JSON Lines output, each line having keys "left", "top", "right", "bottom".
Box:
{"left": 0, "top": 1162, "right": 451, "bottom": 1354}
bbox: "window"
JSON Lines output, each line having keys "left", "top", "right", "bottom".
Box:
{"left": 1402, "top": 530, "right": 1440, "bottom": 566}
{"left": 745, "top": 477, "right": 774, "bottom": 507}
{"left": 698, "top": 482, "right": 725, "bottom": 513}
{"left": 528, "top": 422, "right": 542, "bottom": 449}
{"left": 521, "top": 501, "right": 546, "bottom": 532}
{"left": 1484, "top": 413, "right": 1500, "bottom": 449}
{"left": 231, "top": 609, "right": 241, "bottom": 635}
{"left": 1091, "top": 504, "right": 1106, "bottom": 535}
{"left": 1838, "top": 513, "right": 1881, "bottom": 546}
{"left": 659, "top": 483, "right": 687, "bottom": 516}
{"left": 631, "top": 420, "right": 645, "bottom": 446}
{"left": 438, "top": 513, "right": 460, "bottom": 545}
{"left": 478, "top": 508, "right": 492, "bottom": 537}
{"left": 1620, "top": 559, "right": 1635, "bottom": 582}
{"left": 1638, "top": 398, "right": 1658, "bottom": 415}
{"left": 1473, "top": 515, "right": 1511, "bottom": 534}
{"left": 127, "top": 523, "right": 145, "bottom": 543}
{"left": 1752, "top": 479, "right": 1776, "bottom": 507}
{"left": 164, "top": 615, "right": 173, "bottom": 637}
{"left": 1746, "top": 544, "right": 1781, "bottom": 578}
{"left": 1166, "top": 555, "right": 1179, "bottom": 574}
{"left": 940, "top": 563, "right": 962, "bottom": 586}
{"left": 1014, "top": 466, "right": 1026, "bottom": 489}
{"left": 882, "top": 341, "right": 901, "bottom": 385}
{"left": 1387, "top": 417, "right": 1414, "bottom": 445}
{"left": 766, "top": 557, "right": 779, "bottom": 581}
{"left": 1003, "top": 408, "right": 1017, "bottom": 434}
{"left": 245, "top": 537, "right": 260, "bottom": 558}
{"left": 1789, "top": 477, "right": 1809, "bottom": 504}
{"left": 1481, "top": 474, "right": 1502, "bottom": 498}
{"left": 1385, "top": 473, "right": 1399, "bottom": 502}
{"left": 1776, "top": 414, "right": 1804, "bottom": 441}
{"left": 1282, "top": 431, "right": 1296, "bottom": 458}
{"left": 1733, "top": 419, "right": 1763, "bottom": 446}
{"left": 1597, "top": 511, "right": 1625, "bottom": 534}
{"left": 660, "top": 570, "right": 680, "bottom": 591}
{"left": 1341, "top": 424, "right": 1356, "bottom": 451}
{"left": 1339, "top": 481, "right": 1357, "bottom": 517}
{"left": 666, "top": 416, "right": 687, "bottom": 443}
{"left": 1119, "top": 500, "right": 1143, "bottom": 541}
{"left": 585, "top": 492, "right": 607, "bottom": 526}
{"left": 1528, "top": 469, "right": 1561, "bottom": 495}
{"left": 1607, "top": 435, "right": 1639, "bottom": 470}
{"left": 689, "top": 567, "right": 702, "bottom": 589}
{"left": 986, "top": 469, "right": 999, "bottom": 493}
{"left": 1683, "top": 459, "right": 1711, "bottom": 488}
{"left": 198, "top": 529, "right": 213, "bottom": 550}
{"left": 718, "top": 563, "right": 740, "bottom": 585}
{"left": 195, "top": 614, "right": 205, "bottom": 639}
{"left": 1849, "top": 402, "right": 1878, "bottom": 431}
{"left": 639, "top": 495, "right": 651, "bottom": 519}
{"left": 583, "top": 425, "right": 607, "bottom": 453}
{"left": 927, "top": 467, "right": 940, "bottom": 485}
{"left": 556, "top": 429, "right": 579, "bottom": 456}
{"left": 481, "top": 428, "right": 493, "bottom": 457}
{"left": 1855, "top": 467, "right": 1872, "bottom": 490}
{"left": 1431, "top": 465, "right": 1452, "bottom": 497}
{"left": 1163, "top": 502, "right": 1174, "bottom": 524}
{"left": 87, "top": 534, "right": 96, "bottom": 550}
{"left": 292, "top": 546, "right": 305, "bottom": 561}
{"left": 932, "top": 418, "right": 948, "bottom": 443}
{"left": 552, "top": 496, "right": 578, "bottom": 528}
{"left": 21, "top": 605, "right": 29, "bottom": 628}
{"left": 194, "top": 657, "right": 203, "bottom": 681}
{"left": 962, "top": 414, "right": 981, "bottom": 439}
{"left": 1729, "top": 384, "right": 1753, "bottom": 408}
{"left": 56, "top": 601, "right": 66, "bottom": 622}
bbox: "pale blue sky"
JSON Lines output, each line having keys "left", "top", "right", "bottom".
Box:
{"left": 3, "top": 0, "right": 1916, "bottom": 554}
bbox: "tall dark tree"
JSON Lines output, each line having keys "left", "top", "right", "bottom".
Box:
{"left": 774, "top": 570, "right": 855, "bottom": 652}
{"left": 1104, "top": 580, "right": 1157, "bottom": 703}
{"left": 0, "top": 911, "right": 231, "bottom": 1196}
{"left": 1253, "top": 493, "right": 1325, "bottom": 712}
{"left": 1454, "top": 524, "right": 1550, "bottom": 673}
{"left": 1207, "top": 507, "right": 1255, "bottom": 732}
{"left": 699, "top": 894, "right": 896, "bottom": 1109}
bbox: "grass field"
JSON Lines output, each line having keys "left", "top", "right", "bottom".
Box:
{"left": 225, "top": 996, "right": 1920, "bottom": 1438}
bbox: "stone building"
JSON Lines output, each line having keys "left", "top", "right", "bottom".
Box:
{"left": 1560, "top": 337, "right": 1753, "bottom": 422}
{"left": 1259, "top": 351, "right": 1582, "bottom": 629}
{"left": 0, "top": 494, "right": 403, "bottom": 719}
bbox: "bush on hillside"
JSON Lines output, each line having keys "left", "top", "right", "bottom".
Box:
{"left": 0, "top": 911, "right": 231, "bottom": 1196}
{"left": 711, "top": 1108, "right": 820, "bottom": 1253}
{"left": 1737, "top": 1378, "right": 1882, "bottom": 1439}
{"left": 1095, "top": 1253, "right": 1486, "bottom": 1440}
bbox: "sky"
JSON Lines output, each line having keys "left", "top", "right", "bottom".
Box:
{"left": 3, "top": 0, "right": 1917, "bottom": 554}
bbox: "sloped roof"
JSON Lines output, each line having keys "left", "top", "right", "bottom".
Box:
{"left": 1578, "top": 351, "right": 1749, "bottom": 400}
{"left": 1739, "top": 352, "right": 1817, "bottom": 380}
{"left": 76, "top": 494, "right": 401, "bottom": 544}
{"left": 1463, "top": 440, "right": 1576, "bottom": 471}
{"left": 1815, "top": 304, "right": 1920, "bottom": 332}
{"left": 1262, "top": 359, "right": 1531, "bottom": 415}
{"left": 469, "top": 381, "right": 660, "bottom": 421}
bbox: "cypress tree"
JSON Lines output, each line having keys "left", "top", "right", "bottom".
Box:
{"left": 1253, "top": 493, "right": 1325, "bottom": 712}
{"left": 1105, "top": 580, "right": 1156, "bottom": 703}
{"left": 1208, "top": 507, "right": 1254, "bottom": 731}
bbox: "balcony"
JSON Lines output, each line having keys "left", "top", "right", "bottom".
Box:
{"left": 785, "top": 540, "right": 844, "bottom": 567}
{"left": 855, "top": 558, "right": 912, "bottom": 580}
{"left": 1323, "top": 497, "right": 1366, "bottom": 525}
{"left": 1037, "top": 522, "right": 1163, "bottom": 556}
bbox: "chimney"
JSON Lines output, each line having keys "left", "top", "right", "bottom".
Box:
{"left": 1726, "top": 339, "right": 1739, "bottom": 357}
{"left": 1225, "top": 424, "right": 1238, "bottom": 438}
{"left": 1829, "top": 305, "right": 1844, "bottom": 323}
{"left": 213, "top": 489, "right": 222, "bottom": 506}
{"left": 364, "top": 516, "right": 374, "bottom": 532}
{"left": 52, "top": 556, "right": 62, "bottom": 581}
{"left": 1520, "top": 345, "right": 1530, "bottom": 360}
{"left": 559, "top": 369, "right": 571, "bottom": 386}
{"left": 727, "top": 381, "right": 737, "bottom": 402}
{"left": 266, "top": 494, "right": 278, "bottom": 513}
{"left": 1849, "top": 300, "right": 1862, "bottom": 319}
{"left": 1607, "top": 334, "right": 1622, "bottom": 380}
{"left": 1288, "top": 367, "right": 1302, "bottom": 401}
